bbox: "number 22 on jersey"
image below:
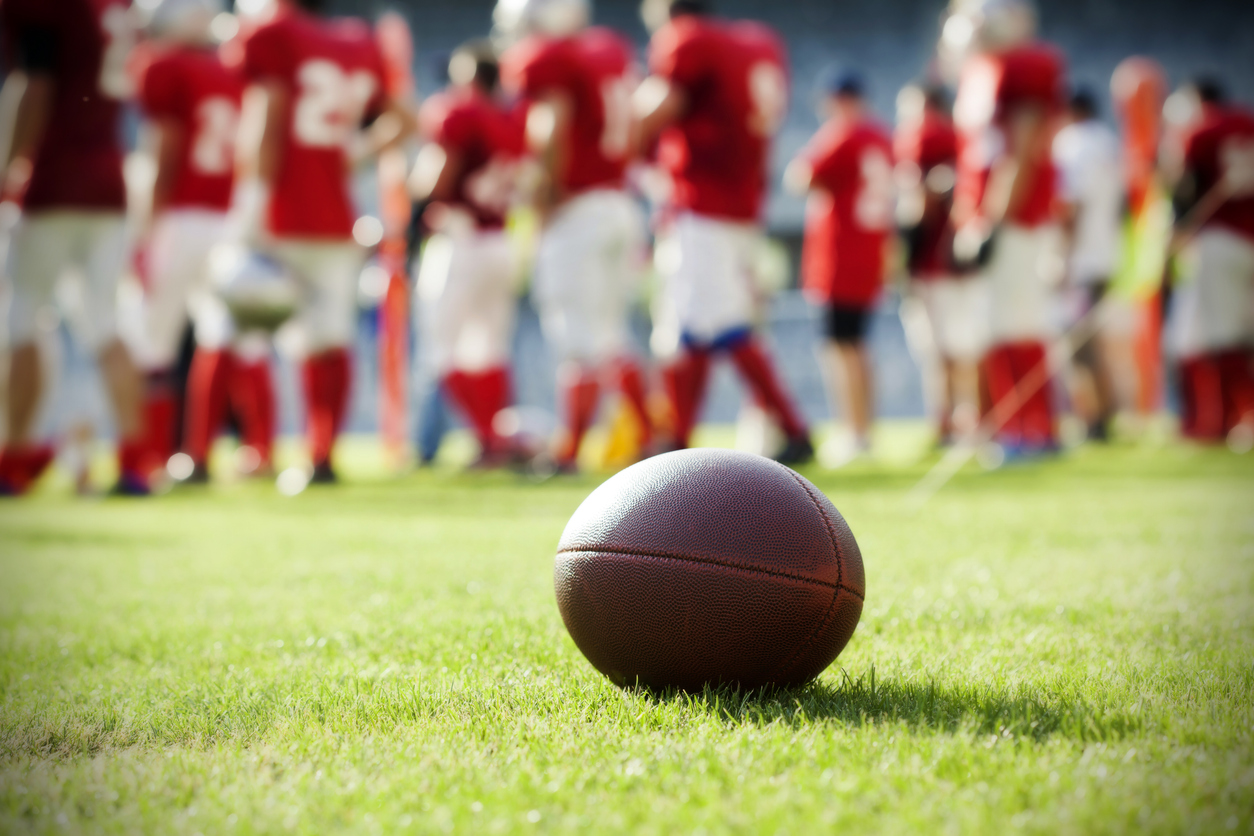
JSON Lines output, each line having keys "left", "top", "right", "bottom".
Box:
{"left": 293, "top": 59, "right": 378, "bottom": 148}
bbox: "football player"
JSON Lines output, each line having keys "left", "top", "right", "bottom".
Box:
{"left": 231, "top": 0, "right": 412, "bottom": 483}
{"left": 785, "top": 69, "right": 894, "bottom": 466}
{"left": 0, "top": 0, "right": 147, "bottom": 495}
{"left": 893, "top": 82, "right": 987, "bottom": 446}
{"left": 944, "top": 0, "right": 1067, "bottom": 455}
{"left": 410, "top": 41, "right": 525, "bottom": 467}
{"left": 1051, "top": 87, "right": 1129, "bottom": 442}
{"left": 131, "top": 0, "right": 277, "bottom": 483}
{"left": 1165, "top": 77, "right": 1254, "bottom": 442}
{"left": 634, "top": 0, "right": 812, "bottom": 463}
{"left": 498, "top": 0, "right": 653, "bottom": 473}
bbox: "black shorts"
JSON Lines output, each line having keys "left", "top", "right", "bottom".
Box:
{"left": 823, "top": 304, "right": 872, "bottom": 344}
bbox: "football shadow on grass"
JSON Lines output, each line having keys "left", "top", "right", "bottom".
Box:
{"left": 633, "top": 668, "right": 1141, "bottom": 742}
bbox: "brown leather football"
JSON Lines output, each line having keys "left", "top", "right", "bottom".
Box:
{"left": 554, "top": 449, "right": 865, "bottom": 691}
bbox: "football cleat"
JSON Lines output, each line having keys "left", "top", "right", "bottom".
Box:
{"left": 775, "top": 435, "right": 816, "bottom": 467}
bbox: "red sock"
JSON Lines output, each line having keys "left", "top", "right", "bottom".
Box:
{"left": 558, "top": 368, "right": 600, "bottom": 465}
{"left": 117, "top": 436, "right": 149, "bottom": 480}
{"left": 231, "top": 358, "right": 276, "bottom": 466}
{"left": 444, "top": 367, "right": 511, "bottom": 451}
{"left": 474, "top": 366, "right": 512, "bottom": 448}
{"left": 614, "top": 358, "right": 653, "bottom": 447}
{"left": 662, "top": 348, "right": 711, "bottom": 448}
{"left": 0, "top": 444, "right": 55, "bottom": 493}
{"left": 728, "top": 339, "right": 807, "bottom": 440}
{"left": 302, "top": 348, "right": 351, "bottom": 468}
{"left": 1012, "top": 342, "right": 1054, "bottom": 446}
{"left": 1180, "top": 355, "right": 1224, "bottom": 440}
{"left": 987, "top": 342, "right": 1055, "bottom": 447}
{"left": 184, "top": 349, "right": 235, "bottom": 466}
{"left": 142, "top": 371, "right": 178, "bottom": 470}
{"left": 1218, "top": 349, "right": 1254, "bottom": 434}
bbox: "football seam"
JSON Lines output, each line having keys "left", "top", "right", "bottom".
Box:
{"left": 557, "top": 547, "right": 861, "bottom": 598}
{"left": 782, "top": 469, "right": 843, "bottom": 589}
{"left": 769, "top": 469, "right": 847, "bottom": 681}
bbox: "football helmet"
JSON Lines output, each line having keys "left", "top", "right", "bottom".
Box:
{"left": 139, "top": 0, "right": 224, "bottom": 42}
{"left": 209, "top": 246, "right": 299, "bottom": 332}
{"left": 942, "top": 0, "right": 1036, "bottom": 61}
{"left": 493, "top": 0, "right": 590, "bottom": 39}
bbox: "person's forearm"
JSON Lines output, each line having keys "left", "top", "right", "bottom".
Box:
{"left": 632, "top": 77, "right": 685, "bottom": 152}
{"left": 236, "top": 83, "right": 285, "bottom": 186}
{"left": 2, "top": 73, "right": 52, "bottom": 195}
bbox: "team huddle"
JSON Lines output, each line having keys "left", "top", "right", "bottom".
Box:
{"left": 0, "top": 0, "right": 1251, "bottom": 496}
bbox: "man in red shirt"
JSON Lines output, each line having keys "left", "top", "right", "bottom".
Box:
{"left": 232, "top": 0, "right": 411, "bottom": 484}
{"left": 410, "top": 41, "right": 525, "bottom": 467}
{"left": 499, "top": 0, "right": 652, "bottom": 473}
{"left": 946, "top": 0, "right": 1066, "bottom": 455}
{"left": 785, "top": 70, "right": 893, "bottom": 465}
{"left": 131, "top": 0, "right": 277, "bottom": 484}
{"left": 894, "top": 82, "right": 986, "bottom": 446}
{"left": 0, "top": 0, "right": 148, "bottom": 495}
{"left": 635, "top": 0, "right": 812, "bottom": 463}
{"left": 1165, "top": 78, "right": 1254, "bottom": 442}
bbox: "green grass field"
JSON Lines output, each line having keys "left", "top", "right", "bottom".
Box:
{"left": 1, "top": 429, "right": 1252, "bottom": 834}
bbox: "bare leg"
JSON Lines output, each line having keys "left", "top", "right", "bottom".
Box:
{"left": 5, "top": 342, "right": 42, "bottom": 446}
{"left": 936, "top": 356, "right": 956, "bottom": 440}
{"left": 844, "top": 342, "right": 873, "bottom": 445}
{"left": 98, "top": 338, "right": 142, "bottom": 440}
{"left": 821, "top": 340, "right": 873, "bottom": 446}
{"left": 950, "top": 358, "right": 982, "bottom": 439}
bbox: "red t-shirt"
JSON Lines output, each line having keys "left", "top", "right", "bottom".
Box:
{"left": 0, "top": 0, "right": 132, "bottom": 211}
{"left": 895, "top": 110, "right": 959, "bottom": 279}
{"left": 1183, "top": 105, "right": 1254, "bottom": 241}
{"left": 136, "top": 44, "right": 243, "bottom": 212}
{"left": 648, "top": 16, "right": 788, "bottom": 222}
{"left": 239, "top": 10, "right": 389, "bottom": 239}
{"left": 501, "top": 27, "right": 634, "bottom": 195}
{"left": 419, "top": 88, "right": 525, "bottom": 230}
{"left": 954, "top": 41, "right": 1065, "bottom": 229}
{"left": 800, "top": 119, "right": 894, "bottom": 307}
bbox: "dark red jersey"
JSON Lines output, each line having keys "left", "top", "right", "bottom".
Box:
{"left": 954, "top": 41, "right": 1066, "bottom": 228}
{"left": 0, "top": 0, "right": 134, "bottom": 210}
{"left": 648, "top": 15, "right": 788, "bottom": 222}
{"left": 501, "top": 26, "right": 634, "bottom": 195}
{"left": 239, "top": 8, "right": 389, "bottom": 238}
{"left": 420, "top": 88, "right": 524, "bottom": 229}
{"left": 136, "top": 44, "right": 243, "bottom": 212}
{"left": 897, "top": 109, "right": 959, "bottom": 175}
{"left": 896, "top": 110, "right": 959, "bottom": 278}
{"left": 800, "top": 119, "right": 895, "bottom": 306}
{"left": 1183, "top": 104, "right": 1254, "bottom": 241}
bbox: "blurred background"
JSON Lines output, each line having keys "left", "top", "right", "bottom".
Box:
{"left": 45, "top": 0, "right": 1254, "bottom": 442}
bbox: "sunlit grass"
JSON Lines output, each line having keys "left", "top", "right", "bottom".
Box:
{"left": 1, "top": 426, "right": 1251, "bottom": 834}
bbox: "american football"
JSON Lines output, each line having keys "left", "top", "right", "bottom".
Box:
{"left": 555, "top": 449, "right": 864, "bottom": 691}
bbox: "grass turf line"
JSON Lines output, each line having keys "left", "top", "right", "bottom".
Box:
{"left": 0, "top": 432, "right": 1251, "bottom": 834}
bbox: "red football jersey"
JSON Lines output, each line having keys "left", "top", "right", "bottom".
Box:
{"left": 648, "top": 16, "right": 789, "bottom": 222}
{"left": 895, "top": 110, "right": 959, "bottom": 279}
{"left": 954, "top": 42, "right": 1065, "bottom": 229}
{"left": 239, "top": 9, "right": 389, "bottom": 239}
{"left": 1183, "top": 104, "right": 1254, "bottom": 241}
{"left": 136, "top": 44, "right": 243, "bottom": 212}
{"left": 419, "top": 88, "right": 525, "bottom": 230}
{"left": 501, "top": 27, "right": 634, "bottom": 195}
{"left": 0, "top": 0, "right": 133, "bottom": 211}
{"left": 800, "top": 119, "right": 895, "bottom": 306}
